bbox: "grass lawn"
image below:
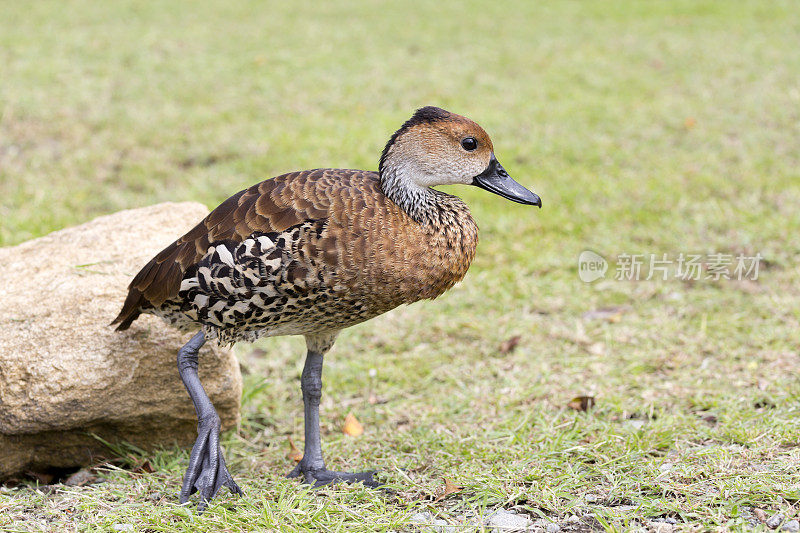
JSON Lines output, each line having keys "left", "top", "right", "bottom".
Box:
{"left": 2, "top": 0, "right": 800, "bottom": 531}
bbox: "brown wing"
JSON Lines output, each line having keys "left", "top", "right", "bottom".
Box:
{"left": 111, "top": 169, "right": 356, "bottom": 330}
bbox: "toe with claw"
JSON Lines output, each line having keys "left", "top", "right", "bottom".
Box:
{"left": 286, "top": 460, "right": 381, "bottom": 488}
{"left": 179, "top": 415, "right": 243, "bottom": 511}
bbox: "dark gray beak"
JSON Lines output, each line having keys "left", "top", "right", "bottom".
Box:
{"left": 472, "top": 155, "right": 542, "bottom": 207}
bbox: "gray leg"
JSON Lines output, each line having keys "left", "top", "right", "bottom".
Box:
{"left": 177, "top": 331, "right": 243, "bottom": 511}
{"left": 298, "top": 350, "right": 326, "bottom": 472}
{"left": 286, "top": 347, "right": 380, "bottom": 488}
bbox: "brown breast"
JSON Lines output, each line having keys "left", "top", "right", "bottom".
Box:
{"left": 322, "top": 178, "right": 478, "bottom": 316}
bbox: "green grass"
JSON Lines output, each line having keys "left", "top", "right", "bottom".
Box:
{"left": 2, "top": 0, "right": 800, "bottom": 531}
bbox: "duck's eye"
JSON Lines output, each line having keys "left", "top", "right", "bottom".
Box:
{"left": 461, "top": 137, "right": 478, "bottom": 151}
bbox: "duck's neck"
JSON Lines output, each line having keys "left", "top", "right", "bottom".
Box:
{"left": 379, "top": 162, "right": 441, "bottom": 223}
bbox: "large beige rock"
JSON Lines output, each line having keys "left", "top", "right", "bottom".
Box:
{"left": 0, "top": 203, "right": 242, "bottom": 480}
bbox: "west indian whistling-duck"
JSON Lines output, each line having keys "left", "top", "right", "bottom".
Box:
{"left": 112, "top": 106, "right": 541, "bottom": 510}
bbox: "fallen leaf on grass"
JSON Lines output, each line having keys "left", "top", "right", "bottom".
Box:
{"left": 499, "top": 335, "right": 521, "bottom": 354}
{"left": 567, "top": 396, "right": 596, "bottom": 412}
{"left": 434, "top": 477, "right": 462, "bottom": 501}
{"left": 132, "top": 460, "right": 155, "bottom": 474}
{"left": 286, "top": 436, "right": 303, "bottom": 462}
{"left": 753, "top": 508, "right": 767, "bottom": 522}
{"left": 343, "top": 412, "right": 364, "bottom": 437}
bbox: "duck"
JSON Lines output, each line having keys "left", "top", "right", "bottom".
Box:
{"left": 112, "top": 106, "right": 541, "bottom": 510}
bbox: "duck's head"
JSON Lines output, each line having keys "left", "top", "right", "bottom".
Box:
{"left": 379, "top": 106, "right": 541, "bottom": 207}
